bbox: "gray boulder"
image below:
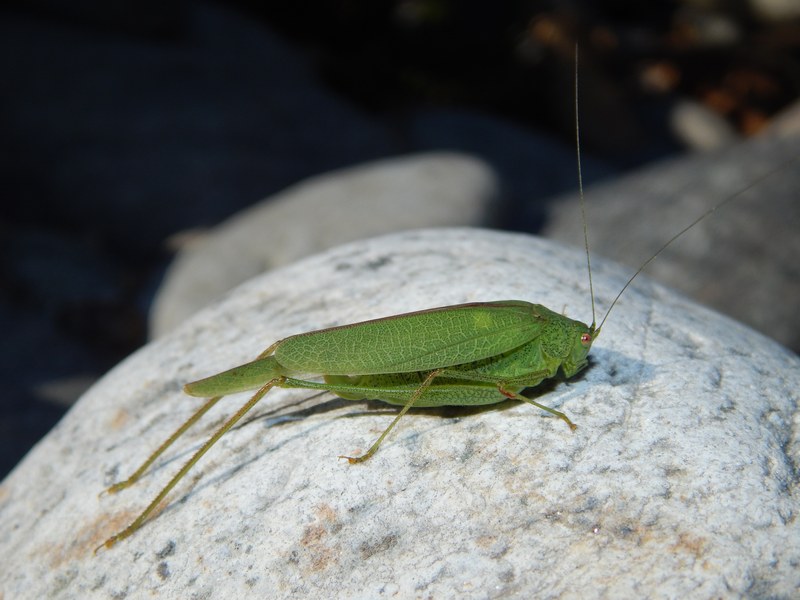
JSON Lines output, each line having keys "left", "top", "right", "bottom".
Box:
{"left": 543, "top": 134, "right": 800, "bottom": 352}
{"left": 1, "top": 229, "right": 797, "bottom": 598}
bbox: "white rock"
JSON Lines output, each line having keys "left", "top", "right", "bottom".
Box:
{"left": 748, "top": 0, "right": 800, "bottom": 21}
{"left": 543, "top": 134, "right": 800, "bottom": 352}
{"left": 668, "top": 99, "right": 739, "bottom": 151}
{"left": 150, "top": 152, "right": 499, "bottom": 337}
{"left": 1, "top": 229, "right": 797, "bottom": 598}
{"left": 408, "top": 108, "right": 613, "bottom": 209}
{"left": 764, "top": 98, "right": 800, "bottom": 137}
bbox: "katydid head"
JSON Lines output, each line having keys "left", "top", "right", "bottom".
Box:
{"left": 561, "top": 320, "right": 595, "bottom": 379}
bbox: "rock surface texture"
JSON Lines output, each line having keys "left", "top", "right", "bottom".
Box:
{"left": 1, "top": 229, "right": 797, "bottom": 598}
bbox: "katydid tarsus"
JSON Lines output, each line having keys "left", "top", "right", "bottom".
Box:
{"left": 95, "top": 55, "right": 796, "bottom": 554}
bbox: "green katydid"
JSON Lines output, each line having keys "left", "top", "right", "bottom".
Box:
{"left": 95, "top": 60, "right": 795, "bottom": 554}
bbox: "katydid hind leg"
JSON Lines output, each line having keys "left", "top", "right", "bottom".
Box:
{"left": 107, "top": 344, "right": 286, "bottom": 496}
{"left": 96, "top": 377, "right": 286, "bottom": 553}
{"left": 102, "top": 394, "right": 225, "bottom": 496}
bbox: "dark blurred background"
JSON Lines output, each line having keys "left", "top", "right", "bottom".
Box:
{"left": 2, "top": 0, "right": 799, "bottom": 478}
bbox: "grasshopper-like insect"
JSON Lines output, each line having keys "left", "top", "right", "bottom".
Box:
{"left": 96, "top": 298, "right": 595, "bottom": 552}
{"left": 96, "top": 56, "right": 794, "bottom": 553}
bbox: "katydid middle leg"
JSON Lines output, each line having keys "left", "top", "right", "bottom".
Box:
{"left": 340, "top": 369, "right": 445, "bottom": 463}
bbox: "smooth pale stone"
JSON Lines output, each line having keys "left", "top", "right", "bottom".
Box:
{"left": 150, "top": 152, "right": 499, "bottom": 337}
{"left": 542, "top": 134, "right": 800, "bottom": 352}
{"left": 747, "top": 0, "right": 800, "bottom": 20}
{"left": 668, "top": 100, "right": 739, "bottom": 151}
{"left": 1, "top": 229, "right": 797, "bottom": 599}
{"left": 764, "top": 98, "right": 800, "bottom": 137}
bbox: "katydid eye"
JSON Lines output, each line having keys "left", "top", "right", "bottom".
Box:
{"left": 580, "top": 333, "right": 592, "bottom": 345}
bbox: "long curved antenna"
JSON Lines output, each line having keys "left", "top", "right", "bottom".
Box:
{"left": 595, "top": 154, "right": 798, "bottom": 335}
{"left": 575, "top": 44, "right": 596, "bottom": 330}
